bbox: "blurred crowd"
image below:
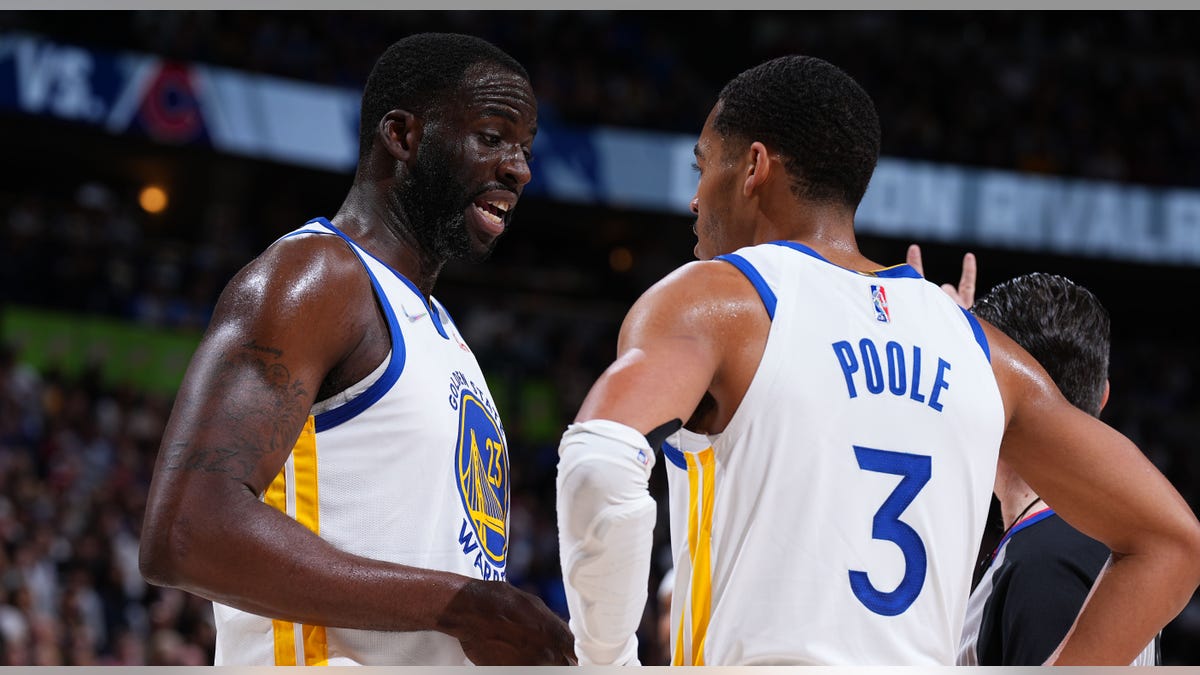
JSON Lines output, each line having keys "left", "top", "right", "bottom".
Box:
{"left": 2, "top": 9, "right": 1200, "bottom": 666}
{"left": 6, "top": 11, "right": 1200, "bottom": 188}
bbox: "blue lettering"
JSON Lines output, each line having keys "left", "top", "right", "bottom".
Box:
{"left": 472, "top": 552, "right": 505, "bottom": 581}
{"left": 886, "top": 341, "right": 906, "bottom": 395}
{"left": 929, "top": 359, "right": 951, "bottom": 412}
{"left": 458, "top": 520, "right": 479, "bottom": 555}
{"left": 832, "top": 338, "right": 953, "bottom": 413}
{"left": 860, "top": 339, "right": 885, "bottom": 395}
{"left": 832, "top": 341, "right": 859, "bottom": 398}
{"left": 909, "top": 346, "right": 926, "bottom": 404}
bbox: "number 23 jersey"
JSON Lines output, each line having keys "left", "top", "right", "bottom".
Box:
{"left": 662, "top": 241, "right": 1003, "bottom": 665}
{"left": 213, "top": 218, "right": 510, "bottom": 666}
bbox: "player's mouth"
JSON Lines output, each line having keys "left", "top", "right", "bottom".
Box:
{"left": 470, "top": 191, "right": 516, "bottom": 237}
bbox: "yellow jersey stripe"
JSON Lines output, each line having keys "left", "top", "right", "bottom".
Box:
{"left": 691, "top": 447, "right": 716, "bottom": 666}
{"left": 302, "top": 622, "right": 329, "bottom": 666}
{"left": 673, "top": 451, "right": 704, "bottom": 666}
{"left": 293, "top": 416, "right": 320, "bottom": 534}
{"left": 266, "top": 417, "right": 328, "bottom": 665}
{"left": 264, "top": 462, "right": 294, "bottom": 665}
{"left": 292, "top": 417, "right": 327, "bottom": 665}
{"left": 270, "top": 618, "right": 296, "bottom": 665}
{"left": 672, "top": 621, "right": 684, "bottom": 665}
{"left": 686, "top": 452, "right": 701, "bottom": 558}
{"left": 676, "top": 448, "right": 716, "bottom": 666}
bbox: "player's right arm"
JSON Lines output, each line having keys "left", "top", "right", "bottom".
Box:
{"left": 139, "top": 234, "right": 573, "bottom": 665}
{"left": 556, "top": 260, "right": 763, "bottom": 665}
{"left": 985, "top": 321, "right": 1200, "bottom": 665}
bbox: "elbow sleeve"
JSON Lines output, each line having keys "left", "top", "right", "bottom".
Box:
{"left": 556, "top": 419, "right": 658, "bottom": 666}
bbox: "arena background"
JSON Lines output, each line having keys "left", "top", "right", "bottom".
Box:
{"left": 1, "top": 10, "right": 1198, "bottom": 666}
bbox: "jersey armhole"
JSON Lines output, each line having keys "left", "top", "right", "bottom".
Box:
{"left": 714, "top": 253, "right": 777, "bottom": 320}
{"left": 309, "top": 236, "right": 408, "bottom": 432}
{"left": 962, "top": 307, "right": 991, "bottom": 362}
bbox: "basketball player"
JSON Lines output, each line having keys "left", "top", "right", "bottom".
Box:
{"left": 554, "top": 55, "right": 1200, "bottom": 665}
{"left": 955, "top": 272, "right": 1160, "bottom": 665}
{"left": 139, "top": 33, "right": 574, "bottom": 666}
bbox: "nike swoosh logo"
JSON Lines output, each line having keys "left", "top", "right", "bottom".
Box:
{"left": 401, "top": 305, "right": 428, "bottom": 323}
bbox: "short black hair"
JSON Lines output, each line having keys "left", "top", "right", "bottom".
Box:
{"left": 358, "top": 32, "right": 529, "bottom": 162}
{"left": 713, "top": 55, "right": 881, "bottom": 208}
{"left": 972, "top": 273, "right": 1111, "bottom": 417}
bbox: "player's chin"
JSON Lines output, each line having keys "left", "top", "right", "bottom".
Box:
{"left": 465, "top": 233, "right": 501, "bottom": 263}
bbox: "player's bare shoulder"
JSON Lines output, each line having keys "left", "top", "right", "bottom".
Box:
{"left": 229, "top": 230, "right": 370, "bottom": 310}
{"left": 206, "top": 228, "right": 381, "bottom": 341}
{"left": 632, "top": 259, "right": 769, "bottom": 327}
{"left": 206, "top": 228, "right": 391, "bottom": 406}
{"left": 971, "top": 313, "right": 1064, "bottom": 431}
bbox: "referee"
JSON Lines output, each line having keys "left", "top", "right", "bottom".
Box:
{"left": 957, "top": 272, "right": 1160, "bottom": 666}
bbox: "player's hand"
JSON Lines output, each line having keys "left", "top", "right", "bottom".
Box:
{"left": 440, "top": 578, "right": 577, "bottom": 665}
{"left": 906, "top": 243, "right": 977, "bottom": 309}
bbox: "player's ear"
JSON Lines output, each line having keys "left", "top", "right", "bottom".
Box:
{"left": 379, "top": 109, "right": 423, "bottom": 163}
{"left": 1099, "top": 379, "right": 1110, "bottom": 413}
{"left": 743, "top": 141, "right": 771, "bottom": 197}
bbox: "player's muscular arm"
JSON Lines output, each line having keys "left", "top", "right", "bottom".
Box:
{"left": 576, "top": 260, "right": 768, "bottom": 433}
{"left": 138, "top": 237, "right": 530, "bottom": 646}
{"left": 986, "top": 322, "right": 1200, "bottom": 665}
{"left": 559, "top": 261, "right": 767, "bottom": 665}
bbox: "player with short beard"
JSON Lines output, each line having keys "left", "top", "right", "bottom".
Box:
{"left": 140, "top": 32, "right": 573, "bottom": 666}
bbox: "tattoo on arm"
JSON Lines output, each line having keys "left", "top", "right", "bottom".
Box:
{"left": 164, "top": 344, "right": 311, "bottom": 481}
{"left": 243, "top": 339, "right": 283, "bottom": 358}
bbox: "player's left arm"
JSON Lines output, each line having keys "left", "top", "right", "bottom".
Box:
{"left": 556, "top": 260, "right": 758, "bottom": 665}
{"left": 986, "top": 321, "right": 1200, "bottom": 665}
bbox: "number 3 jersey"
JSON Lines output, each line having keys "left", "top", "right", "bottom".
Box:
{"left": 661, "top": 241, "right": 1004, "bottom": 665}
{"left": 213, "top": 218, "right": 510, "bottom": 666}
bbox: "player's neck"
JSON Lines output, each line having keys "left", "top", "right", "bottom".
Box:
{"left": 996, "top": 465, "right": 1044, "bottom": 528}
{"left": 333, "top": 185, "right": 444, "bottom": 297}
{"left": 755, "top": 203, "right": 877, "bottom": 271}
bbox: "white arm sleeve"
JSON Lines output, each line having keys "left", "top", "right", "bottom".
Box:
{"left": 556, "top": 419, "right": 658, "bottom": 666}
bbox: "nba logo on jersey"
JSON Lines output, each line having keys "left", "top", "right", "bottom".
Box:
{"left": 871, "top": 285, "right": 891, "bottom": 323}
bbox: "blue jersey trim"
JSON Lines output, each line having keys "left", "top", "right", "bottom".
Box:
{"left": 288, "top": 219, "right": 407, "bottom": 432}
{"left": 768, "top": 240, "right": 922, "bottom": 279}
{"left": 769, "top": 240, "right": 825, "bottom": 262}
{"left": 962, "top": 307, "right": 991, "bottom": 363}
{"left": 661, "top": 440, "right": 688, "bottom": 471}
{"left": 716, "top": 253, "right": 777, "bottom": 320}
{"left": 990, "top": 508, "right": 1055, "bottom": 566}
{"left": 430, "top": 297, "right": 459, "bottom": 341}
{"left": 310, "top": 218, "right": 450, "bottom": 341}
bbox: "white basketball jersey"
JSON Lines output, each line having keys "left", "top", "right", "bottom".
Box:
{"left": 213, "top": 218, "right": 510, "bottom": 665}
{"left": 662, "top": 241, "right": 1004, "bottom": 665}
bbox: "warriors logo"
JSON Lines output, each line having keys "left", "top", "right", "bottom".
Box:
{"left": 454, "top": 389, "right": 509, "bottom": 570}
